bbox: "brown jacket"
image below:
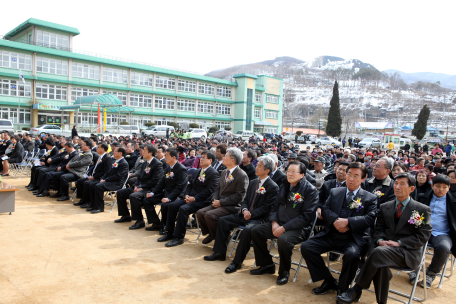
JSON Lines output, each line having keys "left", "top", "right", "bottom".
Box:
{"left": 212, "top": 166, "right": 249, "bottom": 213}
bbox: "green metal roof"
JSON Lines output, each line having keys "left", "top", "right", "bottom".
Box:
{"left": 4, "top": 18, "right": 80, "bottom": 39}
{"left": 107, "top": 106, "right": 135, "bottom": 113}
{"left": 233, "top": 73, "right": 258, "bottom": 79}
{"left": 74, "top": 94, "right": 122, "bottom": 106}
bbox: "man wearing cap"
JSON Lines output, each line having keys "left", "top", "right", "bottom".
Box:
{"left": 283, "top": 153, "right": 297, "bottom": 171}
{"left": 311, "top": 156, "right": 328, "bottom": 191}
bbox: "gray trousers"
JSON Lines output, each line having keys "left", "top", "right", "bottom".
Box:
{"left": 427, "top": 234, "right": 453, "bottom": 275}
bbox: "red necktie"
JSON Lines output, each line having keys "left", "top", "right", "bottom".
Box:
{"left": 395, "top": 203, "right": 403, "bottom": 219}
{"left": 249, "top": 180, "right": 261, "bottom": 212}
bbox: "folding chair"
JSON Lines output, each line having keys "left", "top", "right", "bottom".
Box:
{"left": 11, "top": 151, "right": 30, "bottom": 179}
{"left": 268, "top": 212, "right": 319, "bottom": 282}
{"left": 104, "top": 171, "right": 130, "bottom": 213}
{"left": 365, "top": 242, "right": 429, "bottom": 304}
{"left": 426, "top": 244, "right": 455, "bottom": 289}
{"left": 186, "top": 214, "right": 202, "bottom": 243}
{"left": 70, "top": 167, "right": 91, "bottom": 202}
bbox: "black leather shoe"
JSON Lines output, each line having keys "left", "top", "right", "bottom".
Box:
{"left": 204, "top": 252, "right": 226, "bottom": 261}
{"left": 25, "top": 184, "right": 31, "bottom": 188}
{"left": 336, "top": 289, "right": 362, "bottom": 304}
{"left": 28, "top": 187, "right": 39, "bottom": 191}
{"left": 145, "top": 224, "right": 161, "bottom": 231}
{"left": 36, "top": 193, "right": 46, "bottom": 197}
{"left": 57, "top": 196, "right": 69, "bottom": 201}
{"left": 159, "top": 227, "right": 166, "bottom": 235}
{"left": 73, "top": 200, "right": 84, "bottom": 206}
{"left": 50, "top": 193, "right": 62, "bottom": 198}
{"left": 91, "top": 209, "right": 103, "bottom": 214}
{"left": 312, "top": 279, "right": 339, "bottom": 295}
{"left": 114, "top": 216, "right": 132, "bottom": 223}
{"left": 129, "top": 221, "right": 146, "bottom": 230}
{"left": 250, "top": 264, "right": 276, "bottom": 275}
{"left": 276, "top": 271, "right": 289, "bottom": 285}
{"left": 165, "top": 238, "right": 184, "bottom": 247}
{"left": 86, "top": 208, "right": 94, "bottom": 212}
{"left": 42, "top": 190, "right": 50, "bottom": 197}
{"left": 33, "top": 190, "right": 42, "bottom": 195}
{"left": 80, "top": 203, "right": 91, "bottom": 208}
{"left": 225, "top": 262, "right": 241, "bottom": 273}
{"left": 202, "top": 235, "right": 213, "bottom": 244}
{"left": 157, "top": 233, "right": 173, "bottom": 242}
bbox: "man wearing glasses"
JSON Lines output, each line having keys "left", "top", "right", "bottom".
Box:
{"left": 301, "top": 162, "right": 377, "bottom": 299}
{"left": 248, "top": 161, "right": 318, "bottom": 285}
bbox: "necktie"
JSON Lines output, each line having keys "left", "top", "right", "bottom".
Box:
{"left": 395, "top": 203, "right": 403, "bottom": 219}
{"left": 336, "top": 182, "right": 342, "bottom": 188}
{"left": 347, "top": 191, "right": 354, "bottom": 203}
{"left": 249, "top": 180, "right": 261, "bottom": 212}
{"left": 226, "top": 170, "right": 230, "bottom": 179}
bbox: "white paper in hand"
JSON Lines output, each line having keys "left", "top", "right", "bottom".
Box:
{"left": 1, "top": 156, "right": 8, "bottom": 160}
{"left": 34, "top": 159, "right": 42, "bottom": 166}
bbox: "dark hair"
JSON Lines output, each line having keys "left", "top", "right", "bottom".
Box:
{"left": 425, "top": 164, "right": 434, "bottom": 171}
{"left": 415, "top": 169, "right": 430, "bottom": 183}
{"left": 45, "top": 138, "right": 55, "bottom": 146}
{"left": 202, "top": 150, "right": 216, "bottom": 163}
{"left": 447, "top": 170, "right": 456, "bottom": 178}
{"left": 65, "top": 142, "right": 74, "bottom": 148}
{"left": 346, "top": 162, "right": 368, "bottom": 179}
{"left": 395, "top": 172, "right": 416, "bottom": 187}
{"left": 116, "top": 146, "right": 126, "bottom": 156}
{"left": 287, "top": 160, "right": 307, "bottom": 175}
{"left": 12, "top": 135, "right": 20, "bottom": 142}
{"left": 432, "top": 174, "right": 450, "bottom": 186}
{"left": 144, "top": 144, "right": 157, "bottom": 156}
{"left": 157, "top": 146, "right": 166, "bottom": 153}
{"left": 99, "top": 143, "right": 109, "bottom": 152}
{"left": 83, "top": 139, "right": 93, "bottom": 148}
{"left": 166, "top": 148, "right": 179, "bottom": 159}
{"left": 394, "top": 162, "right": 409, "bottom": 173}
{"left": 297, "top": 157, "right": 309, "bottom": 169}
{"left": 245, "top": 149, "right": 255, "bottom": 162}
{"left": 111, "top": 142, "right": 120, "bottom": 148}
{"left": 216, "top": 143, "right": 228, "bottom": 155}
{"left": 177, "top": 146, "right": 185, "bottom": 153}
{"left": 338, "top": 161, "right": 350, "bottom": 168}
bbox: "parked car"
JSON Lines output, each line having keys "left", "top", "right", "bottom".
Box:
{"left": 235, "top": 130, "right": 254, "bottom": 141}
{"left": 118, "top": 125, "right": 140, "bottom": 136}
{"left": 187, "top": 128, "right": 207, "bottom": 140}
{"left": 316, "top": 136, "right": 342, "bottom": 146}
{"left": 141, "top": 125, "right": 175, "bottom": 137}
{"left": 254, "top": 133, "right": 263, "bottom": 141}
{"left": 29, "top": 124, "right": 64, "bottom": 136}
{"left": 358, "top": 138, "right": 382, "bottom": 148}
{"left": 282, "top": 132, "right": 297, "bottom": 141}
{"left": 298, "top": 134, "right": 317, "bottom": 144}
{"left": 0, "top": 119, "right": 15, "bottom": 134}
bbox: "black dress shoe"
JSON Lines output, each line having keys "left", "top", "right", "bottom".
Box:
{"left": 336, "top": 289, "right": 362, "bottom": 304}
{"left": 36, "top": 193, "right": 46, "bottom": 197}
{"left": 25, "top": 184, "right": 31, "bottom": 188}
{"left": 73, "top": 200, "right": 84, "bottom": 206}
{"left": 202, "top": 235, "right": 213, "bottom": 244}
{"left": 86, "top": 208, "right": 94, "bottom": 212}
{"left": 276, "top": 271, "right": 289, "bottom": 285}
{"left": 250, "top": 264, "right": 276, "bottom": 275}
{"left": 91, "top": 209, "right": 103, "bottom": 214}
{"left": 165, "top": 238, "right": 184, "bottom": 247}
{"left": 42, "top": 190, "right": 50, "bottom": 196}
{"left": 33, "top": 189, "right": 41, "bottom": 194}
{"left": 28, "top": 187, "right": 39, "bottom": 191}
{"left": 157, "top": 233, "right": 173, "bottom": 242}
{"left": 225, "top": 262, "right": 241, "bottom": 273}
{"left": 57, "top": 196, "right": 70, "bottom": 201}
{"left": 145, "top": 224, "right": 161, "bottom": 231}
{"left": 159, "top": 227, "right": 166, "bottom": 235}
{"left": 80, "top": 203, "right": 91, "bottom": 208}
{"left": 114, "top": 216, "right": 132, "bottom": 223}
{"left": 129, "top": 221, "right": 146, "bottom": 230}
{"left": 50, "top": 193, "right": 62, "bottom": 198}
{"left": 312, "top": 279, "right": 339, "bottom": 295}
{"left": 204, "top": 252, "right": 226, "bottom": 261}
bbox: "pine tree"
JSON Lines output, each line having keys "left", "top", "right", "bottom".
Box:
{"left": 325, "top": 81, "right": 342, "bottom": 137}
{"left": 412, "top": 105, "right": 430, "bottom": 140}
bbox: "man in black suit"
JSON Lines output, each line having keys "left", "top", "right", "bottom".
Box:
{"left": 361, "top": 157, "right": 395, "bottom": 211}
{"left": 212, "top": 143, "right": 227, "bottom": 174}
{"left": 88, "top": 146, "right": 130, "bottom": 213}
{"left": 239, "top": 149, "right": 257, "bottom": 181}
{"left": 74, "top": 143, "right": 112, "bottom": 208}
{"left": 249, "top": 161, "right": 318, "bottom": 285}
{"left": 116, "top": 144, "right": 163, "bottom": 226}
{"left": 267, "top": 154, "right": 286, "bottom": 188}
{"left": 142, "top": 148, "right": 188, "bottom": 233}
{"left": 301, "top": 162, "right": 377, "bottom": 297}
{"left": 415, "top": 174, "right": 456, "bottom": 287}
{"left": 158, "top": 150, "right": 219, "bottom": 246}
{"left": 337, "top": 173, "right": 432, "bottom": 304}
{"left": 204, "top": 156, "right": 279, "bottom": 273}
{"left": 35, "top": 143, "right": 78, "bottom": 197}
{"left": 317, "top": 161, "right": 349, "bottom": 220}
{"left": 125, "top": 142, "right": 139, "bottom": 170}
{"left": 126, "top": 145, "right": 145, "bottom": 187}
{"left": 26, "top": 138, "right": 59, "bottom": 190}
{"left": 156, "top": 146, "right": 168, "bottom": 170}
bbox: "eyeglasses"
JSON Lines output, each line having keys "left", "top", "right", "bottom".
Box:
{"left": 346, "top": 173, "right": 362, "bottom": 180}
{"left": 200, "top": 157, "right": 208, "bottom": 160}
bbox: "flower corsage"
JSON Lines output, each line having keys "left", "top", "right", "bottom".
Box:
{"left": 408, "top": 210, "right": 425, "bottom": 228}
{"left": 348, "top": 197, "right": 364, "bottom": 212}
{"left": 291, "top": 193, "right": 303, "bottom": 208}
{"left": 374, "top": 191, "right": 385, "bottom": 198}
{"left": 256, "top": 186, "right": 266, "bottom": 195}
{"left": 145, "top": 167, "right": 151, "bottom": 174}
{"left": 112, "top": 162, "right": 118, "bottom": 168}
{"left": 166, "top": 172, "right": 174, "bottom": 179}
{"left": 198, "top": 173, "right": 206, "bottom": 183}
{"left": 227, "top": 174, "right": 234, "bottom": 183}
{"left": 65, "top": 155, "right": 69, "bottom": 159}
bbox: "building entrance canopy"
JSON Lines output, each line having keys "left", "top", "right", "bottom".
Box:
{"left": 59, "top": 94, "right": 135, "bottom": 113}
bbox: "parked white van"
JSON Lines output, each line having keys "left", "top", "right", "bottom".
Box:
{"left": 235, "top": 130, "right": 254, "bottom": 140}
{"left": 141, "top": 125, "right": 175, "bottom": 137}
{"left": 0, "top": 119, "right": 14, "bottom": 134}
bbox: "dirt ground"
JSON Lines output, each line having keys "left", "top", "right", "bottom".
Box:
{"left": 1, "top": 176, "right": 455, "bottom": 304}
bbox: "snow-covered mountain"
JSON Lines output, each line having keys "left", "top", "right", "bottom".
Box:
{"left": 383, "top": 69, "right": 456, "bottom": 90}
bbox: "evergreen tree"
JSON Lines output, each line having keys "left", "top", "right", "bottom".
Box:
{"left": 412, "top": 105, "right": 430, "bottom": 140}
{"left": 325, "top": 81, "right": 342, "bottom": 137}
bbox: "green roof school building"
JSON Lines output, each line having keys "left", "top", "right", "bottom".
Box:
{"left": 0, "top": 18, "right": 283, "bottom": 134}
